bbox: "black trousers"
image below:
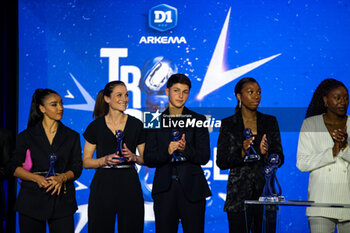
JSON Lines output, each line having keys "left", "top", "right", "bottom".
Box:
{"left": 88, "top": 168, "right": 144, "bottom": 233}
{"left": 227, "top": 205, "right": 277, "bottom": 233}
{"left": 18, "top": 213, "right": 74, "bottom": 233}
{"left": 153, "top": 178, "right": 206, "bottom": 233}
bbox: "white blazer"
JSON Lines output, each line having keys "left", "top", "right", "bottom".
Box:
{"left": 297, "top": 114, "right": 350, "bottom": 221}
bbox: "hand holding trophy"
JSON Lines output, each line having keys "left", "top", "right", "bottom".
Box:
{"left": 115, "top": 130, "right": 126, "bottom": 163}
{"left": 243, "top": 128, "right": 260, "bottom": 162}
{"left": 170, "top": 129, "right": 187, "bottom": 162}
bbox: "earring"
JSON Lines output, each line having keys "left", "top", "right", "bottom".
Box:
{"left": 239, "top": 100, "right": 242, "bottom": 108}
{"left": 325, "top": 102, "right": 328, "bottom": 108}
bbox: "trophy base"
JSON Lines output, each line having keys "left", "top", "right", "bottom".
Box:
{"left": 113, "top": 157, "right": 127, "bottom": 163}
{"left": 171, "top": 156, "right": 187, "bottom": 163}
{"left": 244, "top": 154, "right": 261, "bottom": 162}
{"left": 258, "top": 196, "right": 285, "bottom": 202}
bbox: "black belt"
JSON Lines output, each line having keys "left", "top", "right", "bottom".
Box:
{"left": 33, "top": 171, "right": 63, "bottom": 176}
{"left": 102, "top": 164, "right": 134, "bottom": 169}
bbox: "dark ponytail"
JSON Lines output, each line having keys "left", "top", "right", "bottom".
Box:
{"left": 92, "top": 81, "right": 126, "bottom": 119}
{"left": 27, "top": 89, "right": 58, "bottom": 128}
{"left": 92, "top": 90, "right": 108, "bottom": 119}
{"left": 234, "top": 77, "right": 258, "bottom": 113}
{"left": 305, "top": 78, "right": 348, "bottom": 119}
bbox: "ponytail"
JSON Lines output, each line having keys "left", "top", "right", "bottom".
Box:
{"left": 27, "top": 89, "right": 58, "bottom": 128}
{"left": 92, "top": 81, "right": 126, "bottom": 119}
{"left": 92, "top": 90, "right": 108, "bottom": 119}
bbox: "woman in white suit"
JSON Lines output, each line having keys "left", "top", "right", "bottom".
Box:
{"left": 297, "top": 79, "right": 350, "bottom": 233}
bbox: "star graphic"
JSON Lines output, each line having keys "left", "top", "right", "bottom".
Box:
{"left": 64, "top": 90, "right": 74, "bottom": 99}
{"left": 150, "top": 109, "right": 161, "bottom": 122}
{"left": 75, "top": 204, "right": 88, "bottom": 233}
{"left": 63, "top": 73, "right": 95, "bottom": 111}
{"left": 197, "top": 8, "right": 281, "bottom": 100}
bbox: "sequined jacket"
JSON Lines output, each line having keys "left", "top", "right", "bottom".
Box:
{"left": 216, "top": 110, "right": 284, "bottom": 213}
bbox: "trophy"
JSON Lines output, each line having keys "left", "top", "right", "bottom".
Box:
{"left": 46, "top": 153, "right": 57, "bottom": 177}
{"left": 259, "top": 154, "right": 285, "bottom": 202}
{"left": 243, "top": 128, "right": 260, "bottom": 162}
{"left": 171, "top": 129, "right": 186, "bottom": 162}
{"left": 115, "top": 130, "right": 126, "bottom": 162}
{"left": 140, "top": 56, "right": 177, "bottom": 112}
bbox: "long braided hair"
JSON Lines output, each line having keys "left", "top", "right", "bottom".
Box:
{"left": 305, "top": 78, "right": 348, "bottom": 119}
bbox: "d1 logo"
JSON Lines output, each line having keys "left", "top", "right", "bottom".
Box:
{"left": 149, "top": 4, "right": 177, "bottom": 32}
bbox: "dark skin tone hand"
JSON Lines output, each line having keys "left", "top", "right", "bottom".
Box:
{"left": 322, "top": 85, "right": 349, "bottom": 156}
{"left": 241, "top": 134, "right": 268, "bottom": 158}
{"left": 331, "top": 126, "right": 348, "bottom": 156}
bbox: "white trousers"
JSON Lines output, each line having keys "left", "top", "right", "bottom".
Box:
{"left": 309, "top": 216, "right": 350, "bottom": 233}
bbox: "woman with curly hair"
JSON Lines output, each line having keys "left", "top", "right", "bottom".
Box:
{"left": 297, "top": 79, "right": 350, "bottom": 233}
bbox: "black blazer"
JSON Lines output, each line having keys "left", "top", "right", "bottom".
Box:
{"left": 144, "top": 107, "right": 212, "bottom": 202}
{"left": 216, "top": 110, "right": 284, "bottom": 212}
{"left": 10, "top": 121, "right": 82, "bottom": 220}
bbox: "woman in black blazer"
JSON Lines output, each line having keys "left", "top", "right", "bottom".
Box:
{"left": 10, "top": 89, "right": 82, "bottom": 233}
{"left": 216, "top": 77, "right": 284, "bottom": 233}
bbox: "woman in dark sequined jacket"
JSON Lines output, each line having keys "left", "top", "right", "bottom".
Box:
{"left": 216, "top": 77, "right": 284, "bottom": 233}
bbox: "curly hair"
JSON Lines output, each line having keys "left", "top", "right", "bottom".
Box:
{"left": 305, "top": 78, "right": 348, "bottom": 119}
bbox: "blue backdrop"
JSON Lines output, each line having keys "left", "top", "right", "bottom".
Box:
{"left": 18, "top": 0, "right": 350, "bottom": 232}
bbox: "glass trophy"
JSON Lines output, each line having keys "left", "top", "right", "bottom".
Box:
{"left": 46, "top": 153, "right": 57, "bottom": 177}
{"left": 243, "top": 128, "right": 260, "bottom": 162}
{"left": 259, "top": 154, "right": 285, "bottom": 202}
{"left": 171, "top": 129, "right": 186, "bottom": 162}
{"left": 115, "top": 130, "right": 126, "bottom": 162}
